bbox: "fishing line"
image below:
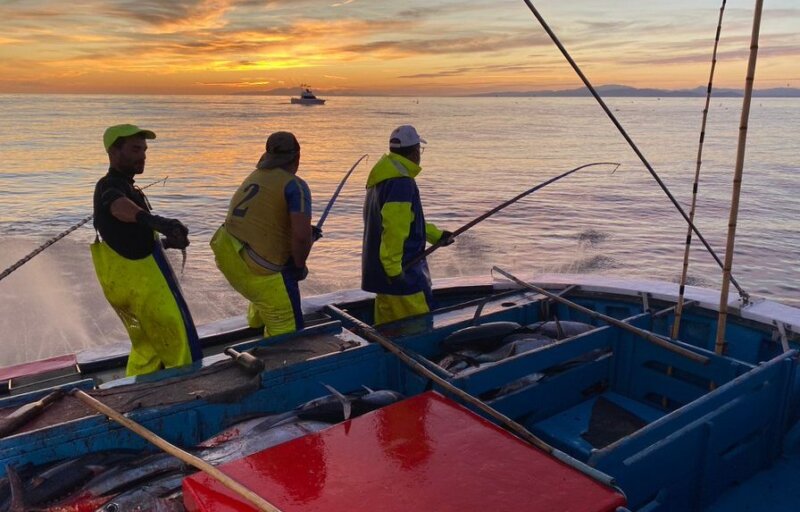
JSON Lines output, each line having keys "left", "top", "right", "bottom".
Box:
{"left": 0, "top": 176, "right": 169, "bottom": 283}
{"left": 520, "top": 0, "right": 749, "bottom": 302}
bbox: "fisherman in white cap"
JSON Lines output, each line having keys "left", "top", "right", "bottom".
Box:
{"left": 361, "top": 125, "right": 453, "bottom": 325}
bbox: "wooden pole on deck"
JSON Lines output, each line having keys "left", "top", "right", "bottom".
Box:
{"left": 715, "top": 0, "right": 764, "bottom": 354}
{"left": 492, "top": 267, "right": 709, "bottom": 365}
{"left": 672, "top": 0, "right": 728, "bottom": 340}
{"left": 71, "top": 390, "right": 283, "bottom": 512}
{"left": 325, "top": 306, "right": 553, "bottom": 451}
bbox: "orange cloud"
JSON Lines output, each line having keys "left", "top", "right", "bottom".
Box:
{"left": 0, "top": 1, "right": 797, "bottom": 94}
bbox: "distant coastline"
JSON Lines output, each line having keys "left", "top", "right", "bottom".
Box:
{"left": 466, "top": 84, "right": 800, "bottom": 98}
{"left": 237, "top": 84, "right": 800, "bottom": 98}
{"left": 2, "top": 84, "right": 798, "bottom": 97}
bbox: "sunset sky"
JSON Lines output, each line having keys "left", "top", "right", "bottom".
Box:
{"left": 1, "top": 0, "right": 797, "bottom": 95}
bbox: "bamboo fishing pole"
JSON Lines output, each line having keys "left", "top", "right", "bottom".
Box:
{"left": 403, "top": 161, "right": 620, "bottom": 271}
{"left": 71, "top": 390, "right": 283, "bottom": 512}
{"left": 673, "top": 0, "right": 728, "bottom": 340}
{"left": 492, "top": 267, "right": 709, "bottom": 365}
{"left": 520, "top": 0, "right": 749, "bottom": 303}
{"left": 715, "top": 0, "right": 764, "bottom": 354}
{"left": 0, "top": 176, "right": 169, "bottom": 283}
{"left": 324, "top": 304, "right": 617, "bottom": 488}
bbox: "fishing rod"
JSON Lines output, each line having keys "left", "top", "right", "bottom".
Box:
{"left": 520, "top": 0, "right": 749, "bottom": 303}
{"left": 672, "top": 0, "right": 728, "bottom": 340}
{"left": 403, "top": 161, "right": 620, "bottom": 271}
{"left": 315, "top": 154, "right": 368, "bottom": 232}
{"left": 716, "top": 0, "right": 764, "bottom": 353}
{"left": 0, "top": 176, "right": 169, "bottom": 283}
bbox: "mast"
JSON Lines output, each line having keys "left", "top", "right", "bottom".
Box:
{"left": 715, "top": 0, "right": 764, "bottom": 354}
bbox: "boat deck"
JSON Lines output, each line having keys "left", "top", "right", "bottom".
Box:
{"left": 0, "top": 325, "right": 364, "bottom": 435}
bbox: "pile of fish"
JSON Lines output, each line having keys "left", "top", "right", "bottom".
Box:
{"left": 437, "top": 320, "right": 601, "bottom": 400}
{"left": 437, "top": 319, "right": 596, "bottom": 376}
{"left": 0, "top": 386, "right": 404, "bottom": 512}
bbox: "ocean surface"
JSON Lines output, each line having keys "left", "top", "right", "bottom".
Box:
{"left": 1, "top": 94, "right": 798, "bottom": 367}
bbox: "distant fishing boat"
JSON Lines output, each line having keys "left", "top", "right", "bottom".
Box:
{"left": 290, "top": 86, "right": 325, "bottom": 105}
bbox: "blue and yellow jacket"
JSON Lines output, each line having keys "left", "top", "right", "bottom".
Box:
{"left": 361, "top": 153, "right": 444, "bottom": 295}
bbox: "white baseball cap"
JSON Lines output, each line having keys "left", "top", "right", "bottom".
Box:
{"left": 389, "top": 125, "right": 427, "bottom": 148}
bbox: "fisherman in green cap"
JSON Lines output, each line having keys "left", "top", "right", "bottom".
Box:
{"left": 91, "top": 124, "right": 202, "bottom": 376}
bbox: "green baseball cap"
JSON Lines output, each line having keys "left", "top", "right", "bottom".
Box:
{"left": 103, "top": 124, "right": 156, "bottom": 151}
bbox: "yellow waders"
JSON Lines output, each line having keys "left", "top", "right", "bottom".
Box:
{"left": 91, "top": 241, "right": 195, "bottom": 376}
{"left": 374, "top": 291, "right": 431, "bottom": 326}
{"left": 210, "top": 226, "right": 301, "bottom": 337}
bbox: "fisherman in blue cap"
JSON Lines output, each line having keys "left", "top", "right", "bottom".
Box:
{"left": 91, "top": 124, "right": 201, "bottom": 376}
{"left": 361, "top": 125, "right": 453, "bottom": 325}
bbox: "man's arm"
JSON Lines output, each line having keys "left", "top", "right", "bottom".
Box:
{"left": 109, "top": 197, "right": 144, "bottom": 223}
{"left": 285, "top": 177, "right": 313, "bottom": 268}
{"left": 380, "top": 202, "right": 414, "bottom": 277}
{"left": 378, "top": 179, "right": 416, "bottom": 278}
{"left": 425, "top": 222, "right": 443, "bottom": 244}
{"left": 108, "top": 197, "right": 189, "bottom": 249}
{"left": 289, "top": 213, "right": 313, "bottom": 267}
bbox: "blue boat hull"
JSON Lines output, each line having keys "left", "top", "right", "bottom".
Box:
{"left": 1, "top": 276, "right": 799, "bottom": 510}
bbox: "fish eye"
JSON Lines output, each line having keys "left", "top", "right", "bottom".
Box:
{"left": 104, "top": 504, "right": 120, "bottom": 512}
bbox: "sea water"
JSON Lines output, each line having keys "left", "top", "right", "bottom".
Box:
{"left": 0, "top": 94, "right": 798, "bottom": 366}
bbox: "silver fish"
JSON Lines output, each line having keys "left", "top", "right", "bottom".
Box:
{"left": 200, "top": 420, "right": 332, "bottom": 466}
{"left": 95, "top": 471, "right": 186, "bottom": 512}
{"left": 440, "top": 322, "right": 522, "bottom": 353}
{"left": 482, "top": 373, "right": 545, "bottom": 400}
{"left": 529, "top": 320, "right": 595, "bottom": 339}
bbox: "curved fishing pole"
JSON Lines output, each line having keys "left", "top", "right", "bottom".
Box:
{"left": 403, "top": 161, "right": 620, "bottom": 271}
{"left": 520, "top": 0, "right": 748, "bottom": 303}
{"left": 0, "top": 176, "right": 169, "bottom": 283}
{"left": 315, "top": 154, "right": 368, "bottom": 231}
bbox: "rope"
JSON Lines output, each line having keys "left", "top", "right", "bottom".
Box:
{"left": 0, "top": 176, "right": 168, "bottom": 283}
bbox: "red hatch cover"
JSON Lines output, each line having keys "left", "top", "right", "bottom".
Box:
{"left": 183, "top": 391, "right": 625, "bottom": 512}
